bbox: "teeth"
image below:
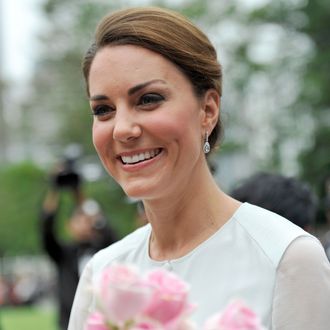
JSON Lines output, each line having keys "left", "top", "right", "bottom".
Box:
{"left": 132, "top": 155, "right": 139, "bottom": 163}
{"left": 121, "top": 149, "right": 160, "bottom": 164}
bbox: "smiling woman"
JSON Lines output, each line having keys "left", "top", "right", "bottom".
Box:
{"left": 68, "top": 6, "right": 330, "bottom": 330}
{"left": 88, "top": 43, "right": 218, "bottom": 199}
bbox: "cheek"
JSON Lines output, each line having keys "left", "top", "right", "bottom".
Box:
{"left": 149, "top": 108, "right": 201, "bottom": 143}
{"left": 92, "top": 122, "right": 117, "bottom": 177}
{"left": 150, "top": 117, "right": 182, "bottom": 138}
{"left": 92, "top": 122, "right": 111, "bottom": 155}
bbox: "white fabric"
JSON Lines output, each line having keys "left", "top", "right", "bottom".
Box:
{"left": 68, "top": 203, "right": 330, "bottom": 330}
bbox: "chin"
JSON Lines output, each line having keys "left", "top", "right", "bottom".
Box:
{"left": 123, "top": 189, "right": 149, "bottom": 200}
{"left": 122, "top": 182, "right": 159, "bottom": 200}
{"left": 119, "top": 171, "right": 168, "bottom": 200}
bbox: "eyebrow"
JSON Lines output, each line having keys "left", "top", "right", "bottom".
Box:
{"left": 89, "top": 79, "right": 166, "bottom": 101}
{"left": 89, "top": 94, "right": 109, "bottom": 101}
{"left": 127, "top": 79, "right": 166, "bottom": 95}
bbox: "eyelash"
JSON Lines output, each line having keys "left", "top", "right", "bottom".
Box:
{"left": 137, "top": 93, "right": 165, "bottom": 107}
{"left": 91, "top": 93, "right": 165, "bottom": 119}
{"left": 92, "top": 105, "right": 115, "bottom": 118}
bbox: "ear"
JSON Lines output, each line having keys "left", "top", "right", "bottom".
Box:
{"left": 200, "top": 89, "right": 220, "bottom": 132}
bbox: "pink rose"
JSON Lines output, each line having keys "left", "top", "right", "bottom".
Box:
{"left": 85, "top": 312, "right": 109, "bottom": 330}
{"left": 142, "top": 269, "right": 192, "bottom": 328}
{"left": 96, "top": 264, "right": 151, "bottom": 327}
{"left": 203, "top": 301, "right": 265, "bottom": 330}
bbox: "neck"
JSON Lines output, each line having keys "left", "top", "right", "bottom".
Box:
{"left": 145, "top": 163, "right": 240, "bottom": 261}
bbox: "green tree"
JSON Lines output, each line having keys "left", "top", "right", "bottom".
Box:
{"left": 26, "top": 0, "right": 120, "bottom": 155}
{"left": 252, "top": 0, "right": 330, "bottom": 221}
{"left": 0, "top": 162, "right": 45, "bottom": 255}
{"left": 0, "top": 162, "right": 136, "bottom": 256}
{"left": 297, "top": 0, "right": 330, "bottom": 206}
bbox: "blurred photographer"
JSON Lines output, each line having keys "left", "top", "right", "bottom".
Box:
{"left": 39, "top": 159, "right": 117, "bottom": 330}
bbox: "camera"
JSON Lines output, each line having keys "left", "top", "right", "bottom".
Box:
{"left": 54, "top": 158, "right": 81, "bottom": 189}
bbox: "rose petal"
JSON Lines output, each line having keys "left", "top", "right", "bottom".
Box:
{"left": 203, "top": 300, "right": 265, "bottom": 330}
{"left": 143, "top": 269, "right": 191, "bottom": 325}
{"left": 85, "top": 312, "right": 108, "bottom": 330}
{"left": 96, "top": 264, "right": 151, "bottom": 325}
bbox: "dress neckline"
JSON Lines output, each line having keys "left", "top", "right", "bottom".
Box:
{"left": 145, "top": 202, "right": 247, "bottom": 266}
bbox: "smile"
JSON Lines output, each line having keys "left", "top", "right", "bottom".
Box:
{"left": 120, "top": 148, "right": 162, "bottom": 165}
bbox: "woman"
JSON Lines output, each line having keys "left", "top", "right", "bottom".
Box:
{"left": 69, "top": 7, "right": 330, "bottom": 329}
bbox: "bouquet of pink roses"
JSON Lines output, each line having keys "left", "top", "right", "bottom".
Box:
{"left": 85, "top": 264, "right": 266, "bottom": 330}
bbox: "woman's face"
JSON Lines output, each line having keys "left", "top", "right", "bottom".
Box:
{"left": 88, "top": 45, "right": 209, "bottom": 199}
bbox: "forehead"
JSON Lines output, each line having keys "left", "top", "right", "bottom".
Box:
{"left": 92, "top": 44, "right": 171, "bottom": 68}
{"left": 88, "top": 44, "right": 187, "bottom": 92}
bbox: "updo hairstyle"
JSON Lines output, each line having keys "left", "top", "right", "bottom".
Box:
{"left": 83, "top": 7, "right": 223, "bottom": 150}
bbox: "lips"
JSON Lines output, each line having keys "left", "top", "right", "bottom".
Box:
{"left": 120, "top": 148, "right": 162, "bottom": 165}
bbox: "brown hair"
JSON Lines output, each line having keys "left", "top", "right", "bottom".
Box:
{"left": 83, "top": 7, "right": 223, "bottom": 150}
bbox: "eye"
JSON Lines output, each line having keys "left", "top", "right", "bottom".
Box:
{"left": 91, "top": 104, "right": 115, "bottom": 120}
{"left": 138, "top": 93, "right": 164, "bottom": 107}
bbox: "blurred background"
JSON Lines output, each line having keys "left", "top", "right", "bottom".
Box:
{"left": 0, "top": 0, "right": 329, "bottom": 329}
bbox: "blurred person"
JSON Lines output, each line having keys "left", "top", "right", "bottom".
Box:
{"left": 230, "top": 172, "right": 317, "bottom": 232}
{"left": 323, "top": 196, "right": 330, "bottom": 260}
{"left": 39, "top": 161, "right": 118, "bottom": 330}
{"left": 321, "top": 175, "right": 330, "bottom": 260}
{"left": 0, "top": 276, "right": 8, "bottom": 306}
{"left": 68, "top": 7, "right": 330, "bottom": 330}
{"left": 12, "top": 272, "right": 40, "bottom": 306}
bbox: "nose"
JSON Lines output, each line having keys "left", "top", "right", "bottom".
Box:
{"left": 112, "top": 107, "right": 142, "bottom": 142}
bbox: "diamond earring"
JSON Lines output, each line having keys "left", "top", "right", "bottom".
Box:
{"left": 203, "top": 131, "right": 210, "bottom": 154}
